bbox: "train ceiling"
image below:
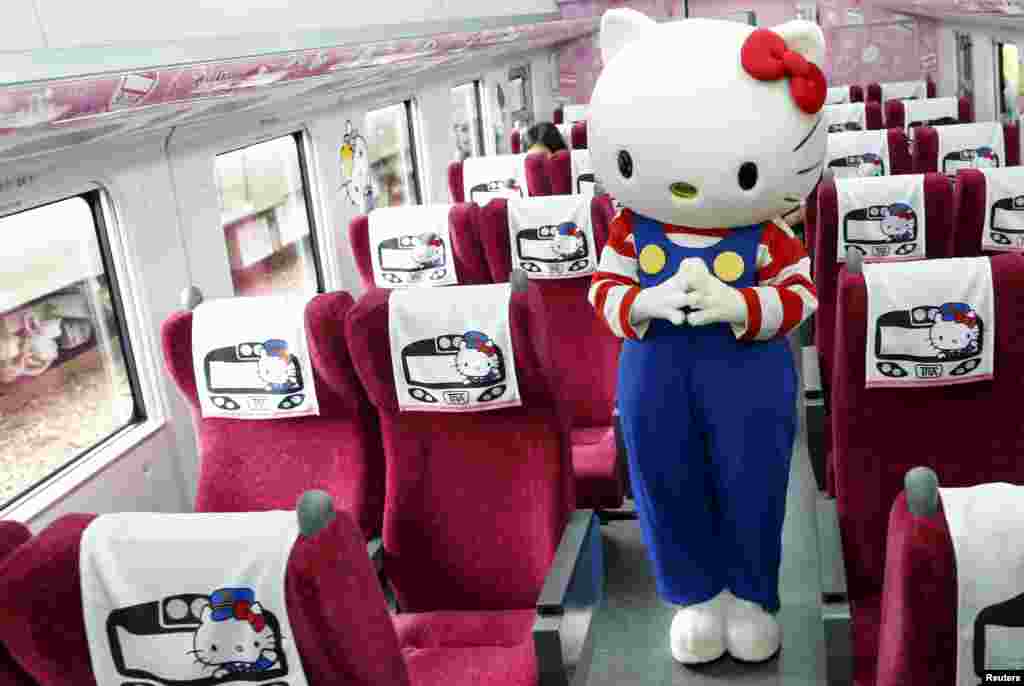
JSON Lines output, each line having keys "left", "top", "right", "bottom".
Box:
{"left": 0, "top": 15, "right": 597, "bottom": 161}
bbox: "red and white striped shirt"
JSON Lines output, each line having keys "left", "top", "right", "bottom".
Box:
{"left": 588, "top": 209, "right": 817, "bottom": 341}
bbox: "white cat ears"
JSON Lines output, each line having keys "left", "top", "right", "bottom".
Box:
{"left": 599, "top": 8, "right": 826, "bottom": 69}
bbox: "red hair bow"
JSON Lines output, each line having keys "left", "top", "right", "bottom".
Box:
{"left": 233, "top": 600, "right": 266, "bottom": 632}
{"left": 741, "top": 29, "right": 827, "bottom": 115}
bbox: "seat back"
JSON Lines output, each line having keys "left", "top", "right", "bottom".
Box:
{"left": 345, "top": 285, "right": 575, "bottom": 613}
{"left": 832, "top": 253, "right": 1024, "bottom": 685}
{"left": 571, "top": 121, "right": 588, "bottom": 149}
{"left": 0, "top": 522, "right": 34, "bottom": 686}
{"left": 510, "top": 128, "right": 521, "bottom": 153}
{"left": 826, "top": 102, "right": 869, "bottom": 133}
{"left": 851, "top": 84, "right": 865, "bottom": 102}
{"left": 447, "top": 151, "right": 550, "bottom": 202}
{"left": 554, "top": 106, "right": 563, "bottom": 124}
{"left": 885, "top": 96, "right": 973, "bottom": 130}
{"left": 825, "top": 129, "right": 913, "bottom": 179}
{"left": 814, "top": 174, "right": 954, "bottom": 391}
{"left": 0, "top": 510, "right": 408, "bottom": 686}
{"left": 913, "top": 122, "right": 1021, "bottom": 174}
{"left": 348, "top": 204, "right": 491, "bottom": 290}
{"left": 869, "top": 80, "right": 928, "bottom": 103}
{"left": 563, "top": 104, "right": 588, "bottom": 123}
{"left": 160, "top": 294, "right": 385, "bottom": 539}
{"left": 953, "top": 167, "right": 1024, "bottom": 257}
{"left": 476, "top": 196, "right": 620, "bottom": 431}
{"left": 546, "top": 149, "right": 595, "bottom": 196}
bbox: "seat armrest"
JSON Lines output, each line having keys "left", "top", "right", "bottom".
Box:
{"left": 876, "top": 492, "right": 957, "bottom": 686}
{"left": 533, "top": 509, "right": 604, "bottom": 686}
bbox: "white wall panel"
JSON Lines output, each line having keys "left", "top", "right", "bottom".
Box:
{"left": 0, "top": 1, "right": 47, "bottom": 53}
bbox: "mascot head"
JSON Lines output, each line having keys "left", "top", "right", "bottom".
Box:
{"left": 590, "top": 9, "right": 828, "bottom": 229}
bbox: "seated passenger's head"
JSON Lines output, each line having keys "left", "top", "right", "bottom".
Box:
{"left": 524, "top": 122, "right": 568, "bottom": 156}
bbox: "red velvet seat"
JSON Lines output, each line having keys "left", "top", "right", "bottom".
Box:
{"left": 553, "top": 106, "right": 563, "bottom": 124}
{"left": 511, "top": 129, "right": 521, "bottom": 154}
{"left": 851, "top": 84, "right": 865, "bottom": 103}
{"left": 912, "top": 122, "right": 1021, "bottom": 174}
{"left": 867, "top": 79, "right": 935, "bottom": 103}
{"left": 447, "top": 152, "right": 550, "bottom": 203}
{"left": 475, "top": 196, "right": 624, "bottom": 512}
{"left": 884, "top": 96, "right": 974, "bottom": 130}
{"left": 866, "top": 102, "right": 884, "bottom": 130}
{"left": 347, "top": 204, "right": 492, "bottom": 290}
{"left": 160, "top": 293, "right": 385, "bottom": 539}
{"left": 814, "top": 174, "right": 955, "bottom": 496}
{"left": 570, "top": 121, "right": 587, "bottom": 149}
{"left": 833, "top": 253, "right": 1024, "bottom": 686}
{"left": 0, "top": 522, "right": 34, "bottom": 686}
{"left": 344, "top": 283, "right": 602, "bottom": 686}
{"left": 950, "top": 167, "right": 1024, "bottom": 258}
{"left": 546, "top": 149, "right": 595, "bottom": 197}
{"left": 825, "top": 129, "right": 913, "bottom": 180}
{"left": 0, "top": 509, "right": 407, "bottom": 686}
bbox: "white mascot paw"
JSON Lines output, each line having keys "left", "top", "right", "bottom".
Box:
{"left": 669, "top": 591, "right": 729, "bottom": 664}
{"left": 725, "top": 596, "right": 781, "bottom": 662}
{"left": 678, "top": 258, "right": 748, "bottom": 327}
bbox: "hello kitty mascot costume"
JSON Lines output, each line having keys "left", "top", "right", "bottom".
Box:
{"left": 588, "top": 10, "right": 824, "bottom": 665}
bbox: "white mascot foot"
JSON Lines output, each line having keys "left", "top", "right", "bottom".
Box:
{"left": 669, "top": 591, "right": 729, "bottom": 664}
{"left": 725, "top": 595, "right": 781, "bottom": 662}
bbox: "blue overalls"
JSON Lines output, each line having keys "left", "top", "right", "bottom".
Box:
{"left": 617, "top": 213, "right": 797, "bottom": 613}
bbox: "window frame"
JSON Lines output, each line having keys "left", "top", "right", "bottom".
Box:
{"left": 0, "top": 182, "right": 164, "bottom": 520}
{"left": 213, "top": 130, "right": 327, "bottom": 294}
{"left": 453, "top": 80, "right": 487, "bottom": 160}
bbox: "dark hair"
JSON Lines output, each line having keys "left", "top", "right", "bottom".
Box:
{"left": 524, "top": 122, "right": 568, "bottom": 154}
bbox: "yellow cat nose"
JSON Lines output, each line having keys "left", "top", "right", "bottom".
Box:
{"left": 670, "top": 182, "right": 699, "bottom": 200}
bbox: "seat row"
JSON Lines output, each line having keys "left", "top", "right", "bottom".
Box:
{"left": 448, "top": 146, "right": 594, "bottom": 204}
{"left": 348, "top": 194, "right": 627, "bottom": 519}
{"left": 823, "top": 251, "right": 1024, "bottom": 686}
{"left": 0, "top": 277, "right": 607, "bottom": 686}
{"left": 824, "top": 95, "right": 974, "bottom": 135}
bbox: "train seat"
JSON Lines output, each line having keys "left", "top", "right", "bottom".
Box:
{"left": 344, "top": 281, "right": 602, "bottom": 686}
{"left": 832, "top": 252, "right": 1024, "bottom": 686}
{"left": 824, "top": 102, "right": 874, "bottom": 134}
{"left": 883, "top": 95, "right": 973, "bottom": 130}
{"left": 476, "top": 195, "right": 625, "bottom": 513}
{"left": 547, "top": 148, "right": 595, "bottom": 196}
{"left": 952, "top": 167, "right": 1024, "bottom": 257}
{"left": 867, "top": 79, "right": 933, "bottom": 103}
{"left": 813, "top": 173, "right": 954, "bottom": 495}
{"left": 160, "top": 291, "right": 385, "bottom": 540}
{"left": 347, "top": 204, "right": 491, "bottom": 290}
{"left": 570, "top": 121, "right": 587, "bottom": 149}
{"left": 553, "top": 106, "right": 563, "bottom": 124}
{"left": 825, "top": 129, "right": 913, "bottom": 181}
{"left": 0, "top": 505, "right": 407, "bottom": 686}
{"left": 912, "top": 122, "right": 1021, "bottom": 175}
{"left": 0, "top": 522, "right": 34, "bottom": 686}
{"left": 511, "top": 128, "right": 522, "bottom": 153}
{"left": 447, "top": 152, "right": 550, "bottom": 204}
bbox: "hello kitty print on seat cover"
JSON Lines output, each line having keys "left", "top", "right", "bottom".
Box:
{"left": 507, "top": 194, "right": 597, "bottom": 278}
{"left": 862, "top": 256, "right": 994, "bottom": 388}
{"left": 80, "top": 511, "right": 310, "bottom": 686}
{"left": 191, "top": 295, "right": 319, "bottom": 420}
{"left": 826, "top": 129, "right": 890, "bottom": 179}
{"left": 367, "top": 204, "right": 459, "bottom": 288}
{"left": 387, "top": 283, "right": 521, "bottom": 412}
{"left": 835, "top": 174, "right": 927, "bottom": 263}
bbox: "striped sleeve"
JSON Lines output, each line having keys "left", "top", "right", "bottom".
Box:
{"left": 588, "top": 210, "right": 649, "bottom": 340}
{"left": 731, "top": 219, "right": 818, "bottom": 341}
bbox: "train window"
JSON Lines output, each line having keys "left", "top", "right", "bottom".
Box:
{"left": 452, "top": 81, "right": 485, "bottom": 162}
{"left": 0, "top": 193, "right": 142, "bottom": 509}
{"left": 214, "top": 134, "right": 323, "bottom": 296}
{"left": 365, "top": 101, "right": 422, "bottom": 209}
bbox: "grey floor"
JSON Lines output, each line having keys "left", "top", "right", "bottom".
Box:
{"left": 585, "top": 333, "right": 853, "bottom": 685}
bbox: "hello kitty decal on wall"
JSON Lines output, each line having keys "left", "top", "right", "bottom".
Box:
{"left": 339, "top": 120, "right": 372, "bottom": 211}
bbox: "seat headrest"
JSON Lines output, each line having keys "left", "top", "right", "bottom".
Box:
{"left": 344, "top": 284, "right": 556, "bottom": 414}
{"left": 161, "top": 295, "right": 366, "bottom": 418}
